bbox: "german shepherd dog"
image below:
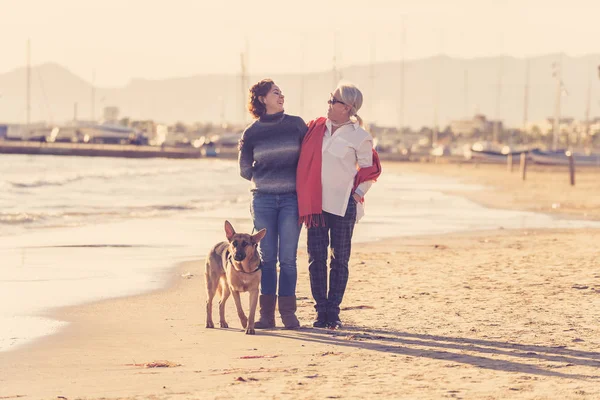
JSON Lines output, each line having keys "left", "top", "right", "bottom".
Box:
{"left": 205, "top": 221, "right": 267, "bottom": 334}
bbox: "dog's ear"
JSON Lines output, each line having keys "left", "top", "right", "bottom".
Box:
{"left": 251, "top": 228, "right": 267, "bottom": 244}
{"left": 224, "top": 220, "right": 236, "bottom": 242}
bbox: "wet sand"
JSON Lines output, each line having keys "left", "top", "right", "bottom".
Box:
{"left": 1, "top": 161, "right": 599, "bottom": 400}
{"left": 394, "top": 162, "right": 600, "bottom": 220}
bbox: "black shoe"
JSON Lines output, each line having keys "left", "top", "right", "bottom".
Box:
{"left": 312, "top": 312, "right": 328, "bottom": 328}
{"left": 327, "top": 313, "right": 342, "bottom": 329}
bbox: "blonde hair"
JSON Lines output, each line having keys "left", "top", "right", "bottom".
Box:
{"left": 336, "top": 81, "right": 364, "bottom": 126}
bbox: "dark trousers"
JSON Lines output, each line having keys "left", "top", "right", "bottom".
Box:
{"left": 307, "top": 197, "right": 357, "bottom": 315}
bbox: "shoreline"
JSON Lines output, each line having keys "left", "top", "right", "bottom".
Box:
{"left": 0, "top": 222, "right": 556, "bottom": 357}
{"left": 391, "top": 162, "right": 600, "bottom": 221}
{"left": 2, "top": 227, "right": 599, "bottom": 399}
{"left": 1, "top": 160, "right": 597, "bottom": 354}
{"left": 3, "top": 198, "right": 592, "bottom": 356}
{"left": 4, "top": 158, "right": 594, "bottom": 356}
{"left": 2, "top": 161, "right": 600, "bottom": 399}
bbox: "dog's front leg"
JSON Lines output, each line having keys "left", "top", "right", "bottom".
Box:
{"left": 231, "top": 290, "right": 248, "bottom": 330}
{"left": 205, "top": 272, "right": 218, "bottom": 329}
{"left": 205, "top": 297, "right": 214, "bottom": 328}
{"left": 246, "top": 289, "right": 259, "bottom": 335}
{"left": 219, "top": 282, "right": 230, "bottom": 328}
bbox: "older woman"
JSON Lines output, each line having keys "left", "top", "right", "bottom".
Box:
{"left": 239, "top": 79, "right": 308, "bottom": 329}
{"left": 297, "top": 82, "right": 382, "bottom": 329}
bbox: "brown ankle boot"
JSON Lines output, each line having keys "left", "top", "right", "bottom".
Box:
{"left": 278, "top": 296, "right": 300, "bottom": 329}
{"left": 254, "top": 294, "right": 276, "bottom": 329}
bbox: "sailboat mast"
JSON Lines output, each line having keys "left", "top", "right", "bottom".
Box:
{"left": 240, "top": 40, "right": 249, "bottom": 125}
{"left": 433, "top": 32, "right": 443, "bottom": 147}
{"left": 332, "top": 32, "right": 339, "bottom": 87}
{"left": 493, "top": 57, "right": 503, "bottom": 143}
{"left": 91, "top": 70, "right": 96, "bottom": 121}
{"left": 432, "top": 58, "right": 440, "bottom": 146}
{"left": 399, "top": 17, "right": 406, "bottom": 133}
{"left": 464, "top": 69, "right": 469, "bottom": 118}
{"left": 300, "top": 40, "right": 306, "bottom": 119}
{"left": 522, "top": 59, "right": 530, "bottom": 142}
{"left": 26, "top": 39, "right": 31, "bottom": 129}
{"left": 240, "top": 52, "right": 247, "bottom": 124}
{"left": 369, "top": 32, "right": 376, "bottom": 126}
{"left": 584, "top": 61, "right": 592, "bottom": 141}
{"left": 552, "top": 55, "right": 563, "bottom": 151}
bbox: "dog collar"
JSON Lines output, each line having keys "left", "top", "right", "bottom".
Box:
{"left": 226, "top": 251, "right": 263, "bottom": 274}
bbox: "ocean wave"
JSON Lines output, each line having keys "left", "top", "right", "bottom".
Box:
{"left": 125, "top": 202, "right": 224, "bottom": 218}
{"left": 7, "top": 165, "right": 200, "bottom": 189}
{"left": 153, "top": 205, "right": 197, "bottom": 211}
{"left": 0, "top": 212, "right": 43, "bottom": 224}
{"left": 9, "top": 176, "right": 85, "bottom": 189}
{"left": 0, "top": 200, "right": 233, "bottom": 227}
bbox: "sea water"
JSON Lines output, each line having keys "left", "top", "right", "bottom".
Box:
{"left": 1, "top": 154, "right": 598, "bottom": 352}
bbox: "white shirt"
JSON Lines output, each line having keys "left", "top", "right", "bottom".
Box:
{"left": 321, "top": 119, "right": 374, "bottom": 218}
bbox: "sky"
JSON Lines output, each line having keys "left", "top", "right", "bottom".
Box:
{"left": 1, "top": 0, "right": 599, "bottom": 86}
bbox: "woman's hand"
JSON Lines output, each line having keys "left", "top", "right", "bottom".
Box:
{"left": 352, "top": 192, "right": 362, "bottom": 203}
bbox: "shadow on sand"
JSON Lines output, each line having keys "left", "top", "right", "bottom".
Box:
{"left": 263, "top": 325, "right": 600, "bottom": 381}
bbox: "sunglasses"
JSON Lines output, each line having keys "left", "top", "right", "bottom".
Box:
{"left": 327, "top": 93, "right": 347, "bottom": 106}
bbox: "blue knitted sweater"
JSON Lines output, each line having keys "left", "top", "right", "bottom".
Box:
{"left": 238, "top": 111, "right": 308, "bottom": 194}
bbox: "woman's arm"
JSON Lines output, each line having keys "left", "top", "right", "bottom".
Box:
{"left": 354, "top": 136, "right": 375, "bottom": 199}
{"left": 356, "top": 136, "right": 374, "bottom": 169}
{"left": 354, "top": 181, "right": 373, "bottom": 199}
{"left": 238, "top": 130, "right": 254, "bottom": 181}
{"left": 297, "top": 116, "right": 309, "bottom": 142}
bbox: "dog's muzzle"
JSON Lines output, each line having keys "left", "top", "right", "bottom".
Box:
{"left": 234, "top": 253, "right": 246, "bottom": 261}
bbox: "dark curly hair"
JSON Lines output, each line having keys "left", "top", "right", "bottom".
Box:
{"left": 248, "top": 79, "right": 274, "bottom": 119}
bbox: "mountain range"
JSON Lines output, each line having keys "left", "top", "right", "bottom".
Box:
{"left": 1, "top": 54, "right": 599, "bottom": 129}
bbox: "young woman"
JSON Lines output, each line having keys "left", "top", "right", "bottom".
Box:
{"left": 238, "top": 79, "right": 308, "bottom": 328}
{"left": 297, "top": 82, "right": 382, "bottom": 329}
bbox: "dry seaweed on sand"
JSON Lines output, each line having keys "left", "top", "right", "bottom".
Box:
{"left": 239, "top": 355, "right": 278, "bottom": 359}
{"left": 125, "top": 360, "right": 182, "bottom": 368}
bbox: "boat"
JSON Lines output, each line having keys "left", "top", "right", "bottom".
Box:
{"left": 530, "top": 149, "right": 600, "bottom": 166}
{"left": 78, "top": 123, "right": 144, "bottom": 145}
{"left": 464, "top": 141, "right": 528, "bottom": 163}
{"left": 211, "top": 132, "right": 241, "bottom": 148}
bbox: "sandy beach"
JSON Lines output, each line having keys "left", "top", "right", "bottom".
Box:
{"left": 1, "top": 161, "right": 599, "bottom": 400}
{"left": 397, "top": 162, "right": 600, "bottom": 221}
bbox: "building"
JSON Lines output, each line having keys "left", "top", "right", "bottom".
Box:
{"left": 449, "top": 114, "right": 501, "bottom": 138}
{"left": 103, "top": 106, "right": 120, "bottom": 123}
{"left": 526, "top": 117, "right": 575, "bottom": 136}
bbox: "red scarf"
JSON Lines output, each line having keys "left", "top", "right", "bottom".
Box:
{"left": 296, "top": 117, "right": 382, "bottom": 227}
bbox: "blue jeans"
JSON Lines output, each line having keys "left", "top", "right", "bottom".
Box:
{"left": 250, "top": 192, "right": 302, "bottom": 297}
